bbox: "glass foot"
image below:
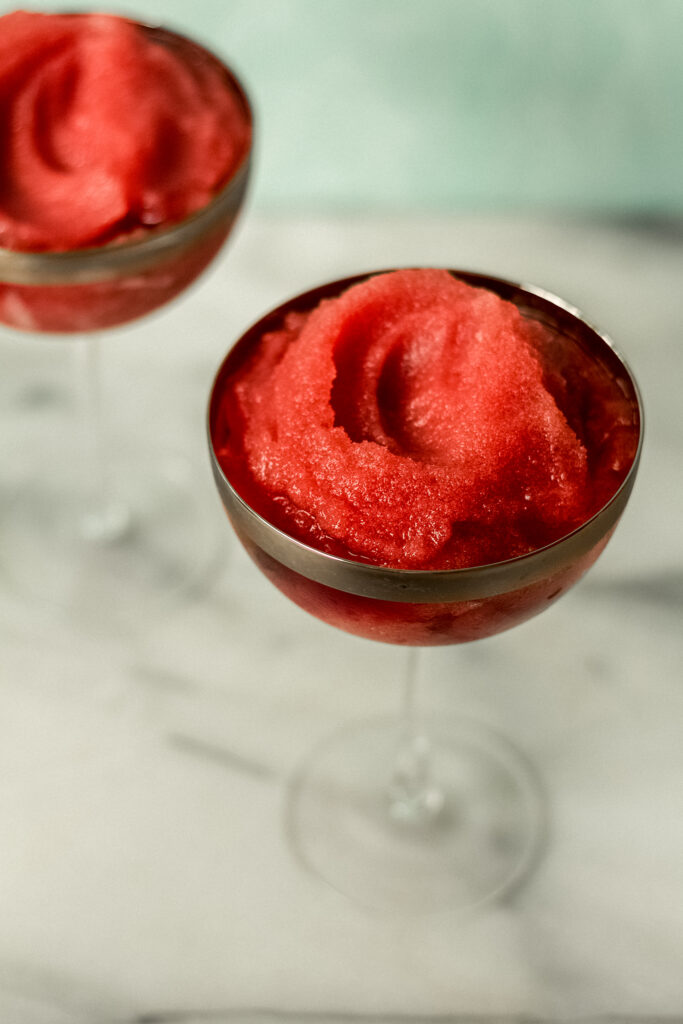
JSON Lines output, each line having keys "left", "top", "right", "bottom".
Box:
{"left": 0, "top": 450, "right": 224, "bottom": 635}
{"left": 286, "top": 715, "right": 545, "bottom": 913}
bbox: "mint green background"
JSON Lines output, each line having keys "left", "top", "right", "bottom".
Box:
{"left": 3, "top": 0, "right": 682, "bottom": 213}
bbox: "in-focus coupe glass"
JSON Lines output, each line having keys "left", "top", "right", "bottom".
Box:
{"left": 208, "top": 270, "right": 642, "bottom": 913}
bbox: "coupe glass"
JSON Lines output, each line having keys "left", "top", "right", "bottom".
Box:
{"left": 0, "top": 20, "right": 252, "bottom": 630}
{"left": 207, "top": 270, "right": 643, "bottom": 912}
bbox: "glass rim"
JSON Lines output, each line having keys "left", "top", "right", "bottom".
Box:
{"left": 207, "top": 268, "right": 644, "bottom": 603}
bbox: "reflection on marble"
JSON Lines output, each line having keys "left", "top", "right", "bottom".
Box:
{"left": 0, "top": 214, "right": 682, "bottom": 1022}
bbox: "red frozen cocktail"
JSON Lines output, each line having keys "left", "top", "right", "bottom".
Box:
{"left": 209, "top": 269, "right": 641, "bottom": 645}
{"left": 0, "top": 10, "right": 252, "bottom": 331}
{"left": 209, "top": 269, "right": 643, "bottom": 911}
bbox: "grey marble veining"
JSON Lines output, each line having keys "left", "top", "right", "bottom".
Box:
{"left": 0, "top": 214, "right": 682, "bottom": 1022}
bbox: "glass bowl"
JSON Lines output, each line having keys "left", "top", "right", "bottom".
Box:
{"left": 0, "top": 19, "right": 252, "bottom": 334}
{"left": 208, "top": 270, "right": 642, "bottom": 647}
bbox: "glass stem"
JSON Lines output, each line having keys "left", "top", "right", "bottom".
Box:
{"left": 388, "top": 647, "right": 445, "bottom": 825}
{"left": 79, "top": 334, "right": 130, "bottom": 543}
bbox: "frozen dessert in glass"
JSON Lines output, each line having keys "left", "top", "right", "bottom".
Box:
{"left": 0, "top": 10, "right": 253, "bottom": 629}
{"left": 211, "top": 269, "right": 640, "bottom": 644}
{"left": 208, "top": 269, "right": 642, "bottom": 912}
{"left": 0, "top": 10, "right": 252, "bottom": 331}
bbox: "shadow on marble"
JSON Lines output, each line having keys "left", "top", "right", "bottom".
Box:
{"left": 586, "top": 569, "right": 683, "bottom": 610}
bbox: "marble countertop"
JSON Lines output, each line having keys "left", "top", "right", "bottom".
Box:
{"left": 0, "top": 212, "right": 682, "bottom": 1023}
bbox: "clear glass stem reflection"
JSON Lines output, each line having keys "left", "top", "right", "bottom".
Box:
{"left": 388, "top": 647, "right": 445, "bottom": 825}
{"left": 79, "top": 334, "right": 131, "bottom": 543}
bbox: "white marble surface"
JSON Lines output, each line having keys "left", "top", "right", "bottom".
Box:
{"left": 0, "top": 213, "right": 682, "bottom": 1023}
